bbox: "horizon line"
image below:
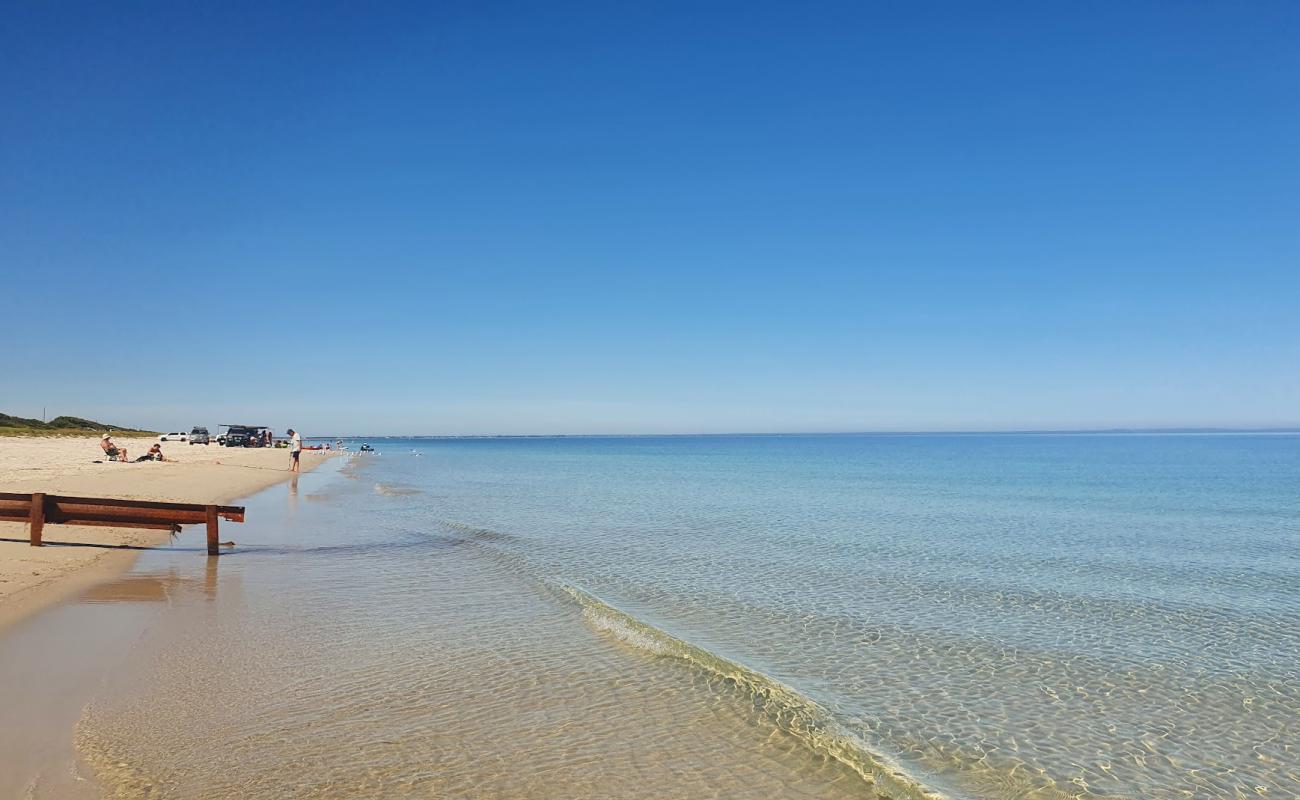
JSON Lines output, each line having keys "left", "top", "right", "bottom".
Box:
{"left": 307, "top": 426, "right": 1300, "bottom": 440}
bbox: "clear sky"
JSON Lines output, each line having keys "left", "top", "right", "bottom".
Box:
{"left": 3, "top": 2, "right": 1297, "bottom": 435}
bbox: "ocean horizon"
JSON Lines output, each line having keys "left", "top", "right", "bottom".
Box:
{"left": 313, "top": 428, "right": 1300, "bottom": 440}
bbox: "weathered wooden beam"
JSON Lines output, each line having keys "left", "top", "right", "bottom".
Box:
{"left": 1, "top": 493, "right": 242, "bottom": 520}
{"left": 0, "top": 492, "right": 243, "bottom": 554}
{"left": 44, "top": 507, "right": 204, "bottom": 526}
{"left": 0, "top": 494, "right": 33, "bottom": 523}
{"left": 42, "top": 518, "right": 182, "bottom": 532}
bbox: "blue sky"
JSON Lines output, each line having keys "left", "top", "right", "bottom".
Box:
{"left": 3, "top": 2, "right": 1297, "bottom": 435}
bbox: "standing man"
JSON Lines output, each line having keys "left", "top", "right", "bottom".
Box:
{"left": 288, "top": 428, "right": 302, "bottom": 472}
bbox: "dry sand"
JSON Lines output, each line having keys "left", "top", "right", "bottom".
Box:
{"left": 0, "top": 436, "right": 334, "bottom": 631}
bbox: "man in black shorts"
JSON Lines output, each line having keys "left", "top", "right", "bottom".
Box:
{"left": 288, "top": 428, "right": 302, "bottom": 472}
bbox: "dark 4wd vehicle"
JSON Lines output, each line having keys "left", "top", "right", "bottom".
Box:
{"left": 223, "top": 425, "right": 257, "bottom": 447}
{"left": 190, "top": 427, "right": 211, "bottom": 445}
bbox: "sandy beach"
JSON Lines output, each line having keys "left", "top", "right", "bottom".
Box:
{"left": 0, "top": 436, "right": 332, "bottom": 631}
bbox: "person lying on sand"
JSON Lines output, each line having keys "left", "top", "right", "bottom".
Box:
{"left": 100, "top": 433, "right": 128, "bottom": 462}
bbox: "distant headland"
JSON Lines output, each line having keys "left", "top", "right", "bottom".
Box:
{"left": 0, "top": 412, "right": 157, "bottom": 437}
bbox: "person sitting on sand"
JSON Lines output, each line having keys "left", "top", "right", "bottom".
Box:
{"left": 100, "top": 433, "right": 128, "bottom": 462}
{"left": 136, "top": 443, "right": 167, "bottom": 462}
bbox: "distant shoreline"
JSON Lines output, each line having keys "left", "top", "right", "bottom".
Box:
{"left": 315, "top": 428, "right": 1300, "bottom": 440}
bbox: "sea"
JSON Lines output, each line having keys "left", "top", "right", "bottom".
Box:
{"left": 32, "top": 434, "right": 1300, "bottom": 798}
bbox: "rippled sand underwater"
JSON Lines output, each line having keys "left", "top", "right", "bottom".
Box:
{"left": 74, "top": 471, "right": 880, "bottom": 798}
{"left": 76, "top": 435, "right": 1300, "bottom": 798}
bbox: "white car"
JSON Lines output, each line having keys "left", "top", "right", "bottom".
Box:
{"left": 159, "top": 432, "right": 189, "bottom": 442}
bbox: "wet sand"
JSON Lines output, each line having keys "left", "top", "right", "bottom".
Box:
{"left": 0, "top": 436, "right": 334, "bottom": 631}
{"left": 1, "top": 459, "right": 885, "bottom": 799}
{"left": 0, "top": 453, "right": 336, "bottom": 800}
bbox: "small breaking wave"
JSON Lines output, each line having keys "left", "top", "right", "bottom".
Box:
{"left": 374, "top": 482, "right": 424, "bottom": 497}
{"left": 560, "top": 584, "right": 950, "bottom": 800}
{"left": 439, "top": 520, "right": 520, "bottom": 543}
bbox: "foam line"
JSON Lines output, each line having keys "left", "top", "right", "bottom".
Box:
{"left": 560, "top": 584, "right": 953, "bottom": 800}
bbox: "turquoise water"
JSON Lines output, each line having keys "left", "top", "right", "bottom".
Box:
{"left": 73, "top": 433, "right": 1299, "bottom": 799}
{"left": 369, "top": 433, "right": 1300, "bottom": 798}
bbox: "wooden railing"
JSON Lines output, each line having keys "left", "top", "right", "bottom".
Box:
{"left": 0, "top": 492, "right": 245, "bottom": 555}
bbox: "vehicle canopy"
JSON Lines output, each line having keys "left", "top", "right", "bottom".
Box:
{"left": 219, "top": 424, "right": 270, "bottom": 434}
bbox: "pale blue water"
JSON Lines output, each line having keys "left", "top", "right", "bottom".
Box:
{"left": 67, "top": 433, "right": 1300, "bottom": 799}
{"left": 365, "top": 433, "right": 1300, "bottom": 798}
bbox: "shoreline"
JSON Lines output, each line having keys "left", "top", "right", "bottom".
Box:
{"left": 17, "top": 453, "right": 879, "bottom": 800}
{"left": 0, "top": 435, "right": 337, "bottom": 632}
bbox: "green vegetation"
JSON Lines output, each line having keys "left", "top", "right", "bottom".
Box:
{"left": 0, "top": 412, "right": 158, "bottom": 437}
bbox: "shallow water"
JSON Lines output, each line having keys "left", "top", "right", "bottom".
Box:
{"left": 70, "top": 459, "right": 873, "bottom": 799}
{"left": 67, "top": 435, "right": 1300, "bottom": 797}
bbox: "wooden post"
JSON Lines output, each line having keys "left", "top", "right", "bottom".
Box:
{"left": 29, "top": 492, "right": 45, "bottom": 547}
{"left": 206, "top": 504, "right": 219, "bottom": 556}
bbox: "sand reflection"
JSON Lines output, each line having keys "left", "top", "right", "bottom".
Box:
{"left": 80, "top": 560, "right": 220, "bottom": 605}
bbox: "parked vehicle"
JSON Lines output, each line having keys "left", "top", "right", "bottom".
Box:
{"left": 190, "top": 427, "right": 211, "bottom": 445}
{"left": 220, "top": 424, "right": 270, "bottom": 448}
{"left": 222, "top": 425, "right": 257, "bottom": 447}
{"left": 160, "top": 432, "right": 189, "bottom": 442}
